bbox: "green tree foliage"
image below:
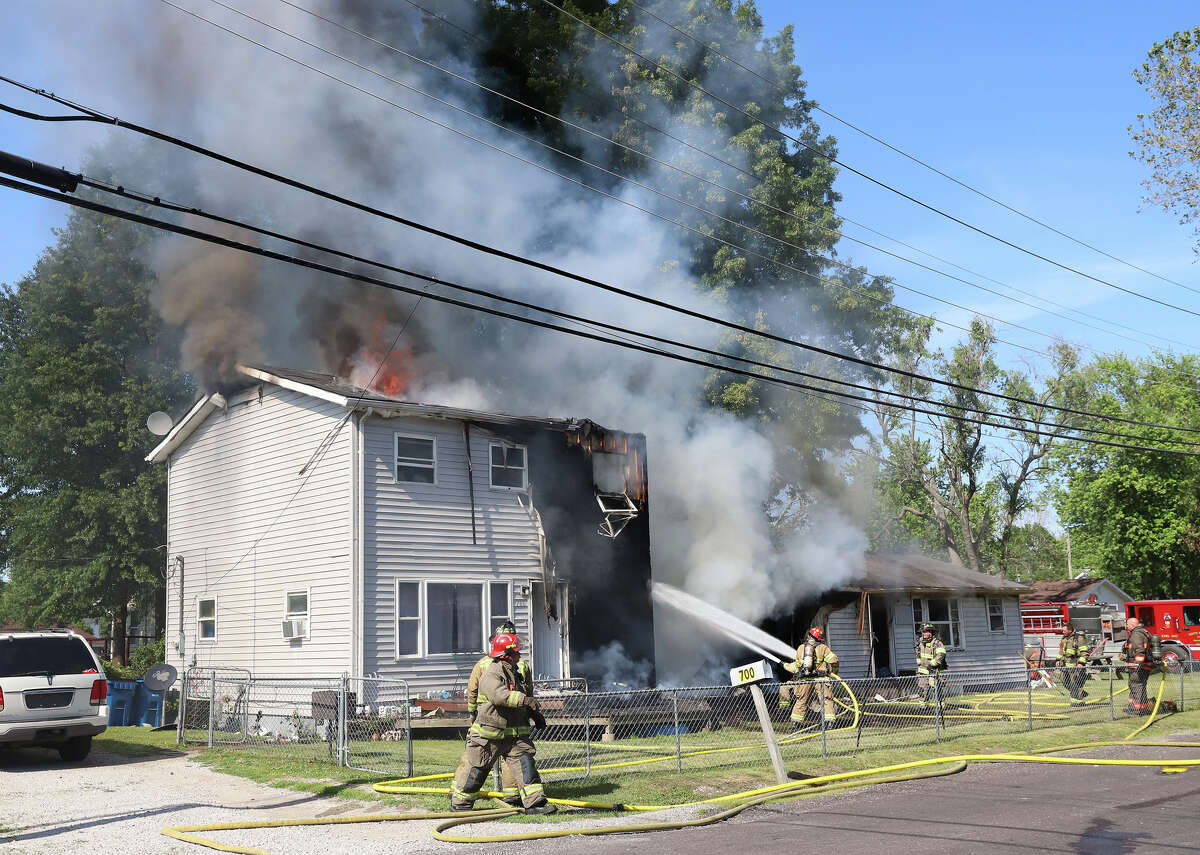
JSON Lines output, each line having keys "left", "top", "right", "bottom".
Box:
{"left": 998, "top": 523, "right": 1068, "bottom": 583}
{"left": 1130, "top": 27, "right": 1200, "bottom": 254}
{"left": 0, "top": 204, "right": 192, "bottom": 655}
{"left": 1055, "top": 353, "right": 1200, "bottom": 599}
{"left": 867, "top": 320, "right": 1086, "bottom": 577}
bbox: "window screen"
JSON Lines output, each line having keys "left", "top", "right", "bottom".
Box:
{"left": 427, "top": 583, "right": 483, "bottom": 654}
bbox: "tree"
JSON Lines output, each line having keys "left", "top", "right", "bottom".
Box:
{"left": 1130, "top": 27, "right": 1200, "bottom": 254}
{"left": 868, "top": 320, "right": 1086, "bottom": 577}
{"left": 1054, "top": 353, "right": 1200, "bottom": 599}
{"left": 0, "top": 202, "right": 192, "bottom": 657}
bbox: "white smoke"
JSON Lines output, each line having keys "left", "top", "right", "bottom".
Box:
{"left": 10, "top": 0, "right": 869, "bottom": 678}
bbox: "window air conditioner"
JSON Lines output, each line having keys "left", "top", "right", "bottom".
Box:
{"left": 282, "top": 618, "right": 307, "bottom": 640}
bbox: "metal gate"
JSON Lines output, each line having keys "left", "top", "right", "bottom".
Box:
{"left": 179, "top": 666, "right": 252, "bottom": 745}
{"left": 342, "top": 676, "right": 413, "bottom": 778}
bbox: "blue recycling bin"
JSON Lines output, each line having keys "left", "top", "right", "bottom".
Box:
{"left": 131, "top": 681, "right": 151, "bottom": 726}
{"left": 107, "top": 679, "right": 137, "bottom": 726}
{"left": 133, "top": 682, "right": 164, "bottom": 726}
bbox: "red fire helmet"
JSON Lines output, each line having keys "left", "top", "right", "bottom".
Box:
{"left": 489, "top": 632, "right": 520, "bottom": 658}
{"left": 807, "top": 627, "right": 825, "bottom": 644}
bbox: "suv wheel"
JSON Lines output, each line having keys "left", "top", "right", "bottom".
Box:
{"left": 58, "top": 735, "right": 92, "bottom": 762}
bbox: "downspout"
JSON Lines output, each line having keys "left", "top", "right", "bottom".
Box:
{"left": 353, "top": 407, "right": 373, "bottom": 678}
{"left": 463, "top": 422, "right": 478, "bottom": 545}
{"left": 174, "top": 555, "right": 185, "bottom": 666}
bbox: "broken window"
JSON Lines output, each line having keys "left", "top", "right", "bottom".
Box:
{"left": 427, "top": 583, "right": 483, "bottom": 654}
{"left": 596, "top": 492, "right": 638, "bottom": 538}
{"left": 490, "top": 443, "right": 526, "bottom": 489}
{"left": 395, "top": 434, "right": 436, "bottom": 484}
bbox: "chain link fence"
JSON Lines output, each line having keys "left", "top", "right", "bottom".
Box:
{"left": 176, "top": 663, "right": 1197, "bottom": 784}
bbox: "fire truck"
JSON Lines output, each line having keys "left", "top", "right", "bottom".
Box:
{"left": 1021, "top": 599, "right": 1126, "bottom": 663}
{"left": 1124, "top": 600, "right": 1200, "bottom": 665}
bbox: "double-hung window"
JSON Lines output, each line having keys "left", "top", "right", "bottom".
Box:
{"left": 986, "top": 597, "right": 1006, "bottom": 632}
{"left": 912, "top": 598, "right": 962, "bottom": 649}
{"left": 197, "top": 596, "right": 217, "bottom": 642}
{"left": 283, "top": 589, "right": 309, "bottom": 640}
{"left": 396, "top": 434, "right": 436, "bottom": 484}
{"left": 489, "top": 442, "right": 527, "bottom": 489}
{"left": 395, "top": 580, "right": 514, "bottom": 658}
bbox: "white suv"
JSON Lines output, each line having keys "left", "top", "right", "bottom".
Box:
{"left": 0, "top": 630, "right": 109, "bottom": 761}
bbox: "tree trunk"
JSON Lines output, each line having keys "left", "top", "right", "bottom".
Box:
{"left": 111, "top": 600, "right": 129, "bottom": 666}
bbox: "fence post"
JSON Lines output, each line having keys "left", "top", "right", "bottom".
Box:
{"left": 672, "top": 691, "right": 681, "bottom": 774}
{"left": 1109, "top": 665, "right": 1115, "bottom": 721}
{"left": 405, "top": 680, "right": 414, "bottom": 778}
{"left": 208, "top": 670, "right": 217, "bottom": 748}
{"left": 338, "top": 673, "right": 349, "bottom": 768}
{"left": 584, "top": 686, "right": 592, "bottom": 778}
{"left": 177, "top": 670, "right": 187, "bottom": 744}
{"left": 1181, "top": 663, "right": 1187, "bottom": 712}
{"left": 1025, "top": 666, "right": 1033, "bottom": 732}
{"left": 933, "top": 676, "right": 941, "bottom": 743}
{"left": 820, "top": 687, "right": 828, "bottom": 757}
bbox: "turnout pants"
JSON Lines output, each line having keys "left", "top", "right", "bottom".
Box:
{"left": 1060, "top": 665, "right": 1087, "bottom": 700}
{"left": 782, "top": 678, "right": 834, "bottom": 722}
{"left": 454, "top": 752, "right": 519, "bottom": 803}
{"left": 917, "top": 672, "right": 946, "bottom": 702}
{"left": 1128, "top": 666, "right": 1151, "bottom": 711}
{"left": 451, "top": 733, "right": 547, "bottom": 810}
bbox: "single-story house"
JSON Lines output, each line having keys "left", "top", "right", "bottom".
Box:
{"left": 1020, "top": 577, "right": 1132, "bottom": 608}
{"left": 147, "top": 364, "right": 655, "bottom": 691}
{"left": 762, "top": 554, "right": 1032, "bottom": 680}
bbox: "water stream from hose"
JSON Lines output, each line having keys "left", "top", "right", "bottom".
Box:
{"left": 650, "top": 582, "right": 795, "bottom": 664}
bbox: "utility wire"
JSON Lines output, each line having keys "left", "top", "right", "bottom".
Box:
{"left": 2, "top": 173, "right": 1196, "bottom": 458}
{"left": 3, "top": 83, "right": 1196, "bottom": 435}
{"left": 622, "top": 0, "right": 1199, "bottom": 298}
{"left": 537, "top": 0, "right": 1200, "bottom": 319}
{"left": 65, "top": 170, "right": 1198, "bottom": 448}
{"left": 269, "top": 0, "right": 1193, "bottom": 357}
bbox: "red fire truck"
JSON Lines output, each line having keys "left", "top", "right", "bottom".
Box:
{"left": 1021, "top": 599, "right": 1125, "bottom": 663}
{"left": 1124, "top": 600, "right": 1200, "bottom": 665}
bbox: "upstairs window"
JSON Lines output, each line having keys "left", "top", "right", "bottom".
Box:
{"left": 490, "top": 442, "right": 527, "bottom": 489}
{"left": 396, "top": 434, "right": 436, "bottom": 484}
{"left": 198, "top": 597, "right": 217, "bottom": 641}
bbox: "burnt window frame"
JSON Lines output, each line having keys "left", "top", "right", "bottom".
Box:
{"left": 488, "top": 441, "right": 528, "bottom": 491}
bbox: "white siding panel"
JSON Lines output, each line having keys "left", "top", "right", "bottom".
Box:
{"left": 827, "top": 605, "right": 872, "bottom": 678}
{"left": 363, "top": 416, "right": 544, "bottom": 692}
{"left": 893, "top": 594, "right": 1027, "bottom": 680}
{"left": 163, "top": 387, "right": 353, "bottom": 678}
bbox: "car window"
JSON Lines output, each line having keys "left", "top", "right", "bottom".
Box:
{"left": 0, "top": 637, "right": 96, "bottom": 677}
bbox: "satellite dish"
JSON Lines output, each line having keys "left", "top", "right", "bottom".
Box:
{"left": 142, "top": 663, "right": 178, "bottom": 692}
{"left": 146, "top": 411, "right": 173, "bottom": 436}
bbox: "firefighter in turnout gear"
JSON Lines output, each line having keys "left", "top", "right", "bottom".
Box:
{"left": 1058, "top": 622, "right": 1091, "bottom": 704}
{"left": 450, "top": 633, "right": 556, "bottom": 814}
{"left": 916, "top": 624, "right": 947, "bottom": 705}
{"left": 1122, "top": 616, "right": 1153, "bottom": 715}
{"left": 459, "top": 621, "right": 531, "bottom": 805}
{"left": 780, "top": 627, "right": 839, "bottom": 725}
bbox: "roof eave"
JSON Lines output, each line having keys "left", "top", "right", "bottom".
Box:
{"left": 145, "top": 393, "right": 226, "bottom": 463}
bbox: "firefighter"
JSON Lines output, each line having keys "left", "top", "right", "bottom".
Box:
{"left": 1058, "top": 622, "right": 1091, "bottom": 704}
{"left": 915, "top": 623, "right": 947, "bottom": 705}
{"left": 780, "top": 627, "right": 839, "bottom": 726}
{"left": 461, "top": 621, "right": 531, "bottom": 805}
{"left": 1122, "top": 616, "right": 1153, "bottom": 715}
{"left": 450, "top": 632, "right": 556, "bottom": 814}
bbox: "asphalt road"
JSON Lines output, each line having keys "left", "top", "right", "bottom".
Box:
{"left": 4, "top": 738, "right": 1199, "bottom": 854}
{"left": 520, "top": 741, "right": 1200, "bottom": 855}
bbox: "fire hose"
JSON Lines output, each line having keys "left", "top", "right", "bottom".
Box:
{"left": 163, "top": 671, "right": 1191, "bottom": 853}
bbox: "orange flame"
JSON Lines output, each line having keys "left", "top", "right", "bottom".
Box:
{"left": 345, "top": 318, "right": 415, "bottom": 398}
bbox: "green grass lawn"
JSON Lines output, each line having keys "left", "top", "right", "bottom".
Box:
{"left": 94, "top": 685, "right": 1200, "bottom": 818}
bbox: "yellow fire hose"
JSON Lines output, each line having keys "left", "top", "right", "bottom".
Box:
{"left": 163, "top": 670, "right": 1188, "bottom": 853}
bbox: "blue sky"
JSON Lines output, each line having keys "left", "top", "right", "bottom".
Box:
{"left": 2, "top": 1, "right": 1198, "bottom": 371}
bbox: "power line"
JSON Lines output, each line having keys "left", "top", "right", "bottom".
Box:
{"left": 623, "top": 0, "right": 1200, "bottom": 298}
{"left": 3, "top": 83, "right": 1196, "bottom": 435}
{"left": 268, "top": 0, "right": 1194, "bottom": 357}
{"left": 66, "top": 170, "right": 1198, "bottom": 448}
{"left": 536, "top": 0, "right": 1200, "bottom": 319}
{"left": 2, "top": 172, "right": 1196, "bottom": 458}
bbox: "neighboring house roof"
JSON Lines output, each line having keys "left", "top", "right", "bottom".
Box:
{"left": 147, "top": 363, "right": 643, "bottom": 464}
{"left": 839, "top": 553, "right": 1032, "bottom": 595}
{"left": 1019, "top": 578, "right": 1132, "bottom": 604}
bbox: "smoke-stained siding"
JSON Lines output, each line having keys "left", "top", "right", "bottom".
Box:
{"left": 826, "top": 605, "right": 872, "bottom": 677}
{"left": 362, "top": 416, "right": 541, "bottom": 692}
{"left": 163, "top": 386, "right": 353, "bottom": 677}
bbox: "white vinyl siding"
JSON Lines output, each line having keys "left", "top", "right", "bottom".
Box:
{"left": 365, "top": 417, "right": 540, "bottom": 691}
{"left": 162, "top": 386, "right": 353, "bottom": 677}
{"left": 892, "top": 595, "right": 1026, "bottom": 681}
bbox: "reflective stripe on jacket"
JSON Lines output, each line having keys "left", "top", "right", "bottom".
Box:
{"left": 467, "top": 655, "right": 531, "bottom": 713}
{"left": 792, "top": 641, "right": 839, "bottom": 677}
{"left": 1060, "top": 633, "right": 1090, "bottom": 665}
{"left": 916, "top": 637, "right": 947, "bottom": 674}
{"left": 474, "top": 657, "right": 534, "bottom": 737}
